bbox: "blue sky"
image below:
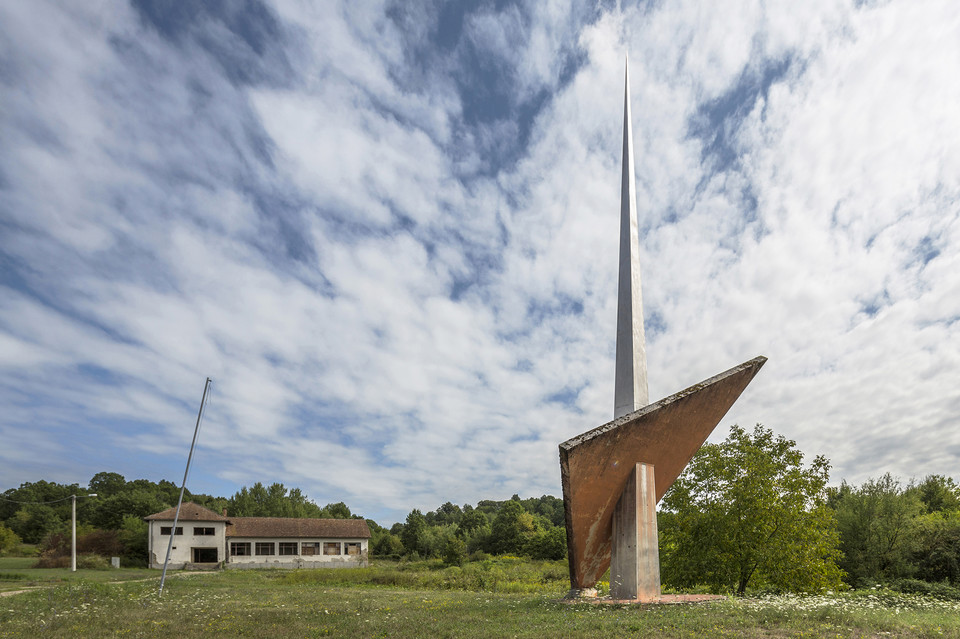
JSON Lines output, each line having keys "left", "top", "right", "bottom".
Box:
{"left": 2, "top": 0, "right": 959, "bottom": 525}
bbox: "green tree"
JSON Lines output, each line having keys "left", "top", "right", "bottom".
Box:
{"left": 118, "top": 515, "right": 149, "bottom": 566}
{"left": 443, "top": 535, "right": 467, "bottom": 566}
{"left": 661, "top": 424, "right": 843, "bottom": 595}
{"left": 457, "top": 506, "right": 488, "bottom": 536}
{"left": 914, "top": 475, "right": 960, "bottom": 514}
{"left": 830, "top": 474, "right": 923, "bottom": 586}
{"left": 0, "top": 523, "right": 21, "bottom": 555}
{"left": 523, "top": 526, "right": 567, "bottom": 560}
{"left": 8, "top": 504, "right": 64, "bottom": 544}
{"left": 228, "top": 483, "right": 326, "bottom": 518}
{"left": 321, "top": 502, "right": 353, "bottom": 519}
{"left": 487, "top": 500, "right": 535, "bottom": 555}
{"left": 371, "top": 532, "right": 404, "bottom": 557}
{"left": 401, "top": 509, "right": 427, "bottom": 556}
{"left": 88, "top": 472, "right": 127, "bottom": 497}
{"left": 910, "top": 510, "right": 960, "bottom": 584}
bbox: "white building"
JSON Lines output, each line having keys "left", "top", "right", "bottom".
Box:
{"left": 145, "top": 502, "right": 370, "bottom": 569}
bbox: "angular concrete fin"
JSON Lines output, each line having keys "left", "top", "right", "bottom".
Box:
{"left": 560, "top": 355, "right": 766, "bottom": 589}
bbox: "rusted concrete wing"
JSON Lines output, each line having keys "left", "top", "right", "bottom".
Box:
{"left": 559, "top": 356, "right": 766, "bottom": 589}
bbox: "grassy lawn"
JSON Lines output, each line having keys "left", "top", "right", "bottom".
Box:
{"left": 1, "top": 560, "right": 959, "bottom": 637}
{"left": 0, "top": 556, "right": 157, "bottom": 592}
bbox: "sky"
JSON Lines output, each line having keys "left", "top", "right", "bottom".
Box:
{"left": 1, "top": 0, "right": 959, "bottom": 525}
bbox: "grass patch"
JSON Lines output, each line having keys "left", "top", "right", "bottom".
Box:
{"left": 0, "top": 556, "right": 156, "bottom": 592}
{"left": 1, "top": 561, "right": 960, "bottom": 637}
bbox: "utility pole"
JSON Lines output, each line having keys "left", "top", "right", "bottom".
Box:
{"left": 159, "top": 377, "right": 212, "bottom": 597}
{"left": 71, "top": 493, "right": 97, "bottom": 572}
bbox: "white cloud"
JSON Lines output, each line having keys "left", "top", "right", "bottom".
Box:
{"left": 1, "top": 0, "right": 959, "bottom": 524}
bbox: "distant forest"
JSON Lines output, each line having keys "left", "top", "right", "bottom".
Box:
{"left": 0, "top": 472, "right": 566, "bottom": 567}
{"left": 2, "top": 465, "right": 959, "bottom": 593}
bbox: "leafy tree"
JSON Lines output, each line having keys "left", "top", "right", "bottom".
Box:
{"left": 321, "top": 502, "right": 353, "bottom": 519}
{"left": 661, "top": 424, "right": 843, "bottom": 595}
{"left": 8, "top": 505, "right": 64, "bottom": 544}
{"left": 910, "top": 510, "right": 960, "bottom": 584}
{"left": 830, "top": 474, "right": 922, "bottom": 586}
{"left": 462, "top": 523, "right": 491, "bottom": 554}
{"left": 228, "top": 482, "right": 325, "bottom": 518}
{"left": 523, "top": 526, "right": 567, "bottom": 560}
{"left": 443, "top": 535, "right": 467, "bottom": 566}
{"left": 371, "top": 532, "right": 404, "bottom": 557}
{"left": 88, "top": 472, "right": 127, "bottom": 497}
{"left": 914, "top": 475, "right": 960, "bottom": 514}
{"left": 401, "top": 509, "right": 427, "bottom": 556}
{"left": 420, "top": 524, "right": 456, "bottom": 558}
{"left": 487, "top": 500, "right": 535, "bottom": 555}
{"left": 0, "top": 523, "right": 21, "bottom": 555}
{"left": 457, "top": 506, "right": 488, "bottom": 536}
{"left": 427, "top": 502, "right": 462, "bottom": 526}
{"left": 118, "top": 515, "right": 149, "bottom": 566}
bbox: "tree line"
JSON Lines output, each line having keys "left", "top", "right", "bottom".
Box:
{"left": 369, "top": 495, "right": 568, "bottom": 566}
{"left": 657, "top": 424, "right": 960, "bottom": 595}
{"left": 2, "top": 429, "right": 958, "bottom": 596}
{"left": 0, "top": 473, "right": 364, "bottom": 566}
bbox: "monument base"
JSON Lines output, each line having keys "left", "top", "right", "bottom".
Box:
{"left": 610, "top": 462, "right": 660, "bottom": 601}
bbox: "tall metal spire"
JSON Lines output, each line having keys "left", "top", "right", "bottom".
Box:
{"left": 614, "top": 56, "right": 649, "bottom": 418}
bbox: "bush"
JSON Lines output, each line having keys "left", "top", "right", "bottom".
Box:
{"left": 32, "top": 555, "right": 69, "bottom": 568}
{"left": 77, "top": 554, "right": 112, "bottom": 570}
{"left": 523, "top": 527, "right": 567, "bottom": 560}
{"left": 888, "top": 578, "right": 960, "bottom": 601}
{"left": 0, "top": 524, "right": 22, "bottom": 556}
{"left": 35, "top": 554, "right": 111, "bottom": 570}
{"left": 443, "top": 536, "right": 467, "bottom": 567}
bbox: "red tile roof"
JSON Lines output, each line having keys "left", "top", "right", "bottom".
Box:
{"left": 144, "top": 502, "right": 229, "bottom": 522}
{"left": 226, "top": 517, "right": 370, "bottom": 539}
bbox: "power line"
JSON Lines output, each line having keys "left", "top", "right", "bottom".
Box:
{"left": 0, "top": 494, "right": 88, "bottom": 505}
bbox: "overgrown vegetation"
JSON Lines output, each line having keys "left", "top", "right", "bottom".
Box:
{"left": 659, "top": 424, "right": 844, "bottom": 595}
{"left": 3, "top": 424, "right": 960, "bottom": 601}
{"left": 2, "top": 562, "right": 960, "bottom": 638}
{"left": 0, "top": 473, "right": 367, "bottom": 566}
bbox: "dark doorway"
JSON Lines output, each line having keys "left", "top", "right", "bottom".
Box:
{"left": 193, "top": 547, "right": 218, "bottom": 563}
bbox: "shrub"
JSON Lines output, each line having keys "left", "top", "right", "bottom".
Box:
{"left": 888, "top": 578, "right": 960, "bottom": 601}
{"left": 0, "top": 524, "right": 22, "bottom": 556}
{"left": 77, "top": 554, "right": 112, "bottom": 570}
{"left": 443, "top": 536, "right": 467, "bottom": 567}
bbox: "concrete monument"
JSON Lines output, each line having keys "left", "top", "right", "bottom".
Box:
{"left": 559, "top": 59, "right": 766, "bottom": 601}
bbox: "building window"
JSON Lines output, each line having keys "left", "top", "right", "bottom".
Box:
{"left": 278, "top": 542, "right": 298, "bottom": 556}
{"left": 255, "top": 542, "right": 275, "bottom": 556}
{"left": 323, "top": 542, "right": 341, "bottom": 555}
{"left": 160, "top": 527, "right": 183, "bottom": 535}
{"left": 345, "top": 542, "right": 361, "bottom": 556}
{"left": 230, "top": 542, "right": 251, "bottom": 556}
{"left": 194, "top": 527, "right": 215, "bottom": 536}
{"left": 301, "top": 542, "right": 320, "bottom": 556}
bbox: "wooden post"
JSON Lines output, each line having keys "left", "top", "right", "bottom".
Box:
{"left": 610, "top": 462, "right": 660, "bottom": 601}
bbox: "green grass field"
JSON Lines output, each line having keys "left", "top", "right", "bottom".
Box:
{"left": 0, "top": 556, "right": 156, "bottom": 593}
{"left": 2, "top": 558, "right": 959, "bottom": 638}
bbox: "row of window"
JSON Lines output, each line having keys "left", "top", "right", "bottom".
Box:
{"left": 159, "top": 527, "right": 214, "bottom": 536}
{"left": 230, "top": 541, "right": 361, "bottom": 557}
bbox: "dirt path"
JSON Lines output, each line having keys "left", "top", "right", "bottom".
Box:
{"left": 0, "top": 587, "right": 41, "bottom": 597}
{"left": 0, "top": 570, "right": 216, "bottom": 598}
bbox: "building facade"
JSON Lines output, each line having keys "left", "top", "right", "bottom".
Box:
{"left": 145, "top": 503, "right": 370, "bottom": 569}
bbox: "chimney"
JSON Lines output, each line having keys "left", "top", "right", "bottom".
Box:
{"left": 222, "top": 508, "right": 227, "bottom": 517}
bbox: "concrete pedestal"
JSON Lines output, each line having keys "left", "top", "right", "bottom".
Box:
{"left": 610, "top": 462, "right": 660, "bottom": 601}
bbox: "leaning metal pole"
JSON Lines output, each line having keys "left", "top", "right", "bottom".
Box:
{"left": 158, "top": 377, "right": 212, "bottom": 597}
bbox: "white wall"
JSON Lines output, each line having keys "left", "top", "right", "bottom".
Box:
{"left": 148, "top": 520, "right": 226, "bottom": 569}
{"left": 226, "top": 538, "right": 368, "bottom": 569}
